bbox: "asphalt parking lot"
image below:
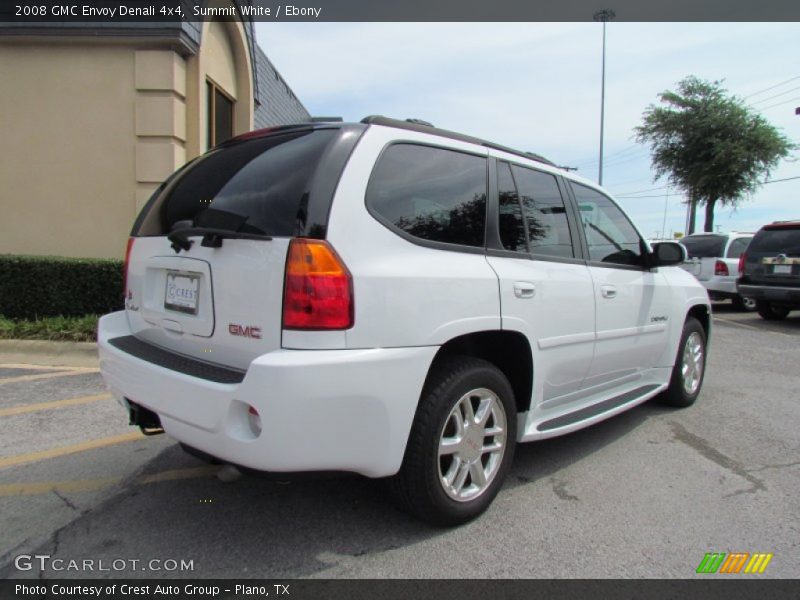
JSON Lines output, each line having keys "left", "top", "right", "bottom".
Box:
{"left": 1, "top": 304, "right": 798, "bottom": 579}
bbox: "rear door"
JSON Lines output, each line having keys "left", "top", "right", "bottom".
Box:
{"left": 485, "top": 159, "right": 596, "bottom": 404}
{"left": 125, "top": 127, "right": 357, "bottom": 370}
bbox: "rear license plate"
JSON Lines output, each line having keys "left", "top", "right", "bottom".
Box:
{"left": 773, "top": 265, "right": 792, "bottom": 275}
{"left": 165, "top": 272, "right": 200, "bottom": 315}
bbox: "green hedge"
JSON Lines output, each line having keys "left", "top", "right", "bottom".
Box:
{"left": 0, "top": 254, "right": 124, "bottom": 320}
{"left": 0, "top": 314, "right": 99, "bottom": 342}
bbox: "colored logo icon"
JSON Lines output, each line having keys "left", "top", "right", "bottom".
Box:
{"left": 696, "top": 552, "right": 773, "bottom": 574}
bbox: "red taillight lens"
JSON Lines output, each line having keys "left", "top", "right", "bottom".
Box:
{"left": 282, "top": 239, "right": 354, "bottom": 330}
{"left": 714, "top": 260, "right": 729, "bottom": 276}
{"left": 738, "top": 252, "right": 746, "bottom": 275}
{"left": 123, "top": 237, "right": 135, "bottom": 298}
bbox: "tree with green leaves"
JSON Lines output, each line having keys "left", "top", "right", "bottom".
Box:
{"left": 635, "top": 76, "right": 793, "bottom": 233}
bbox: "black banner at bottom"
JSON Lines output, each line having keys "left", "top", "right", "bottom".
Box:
{"left": 3, "top": 579, "right": 800, "bottom": 600}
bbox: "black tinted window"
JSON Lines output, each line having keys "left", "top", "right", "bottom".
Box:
{"left": 512, "top": 165, "right": 573, "bottom": 258}
{"left": 498, "top": 162, "right": 527, "bottom": 252}
{"left": 572, "top": 183, "right": 643, "bottom": 266}
{"left": 681, "top": 235, "right": 726, "bottom": 258}
{"left": 366, "top": 144, "right": 487, "bottom": 248}
{"left": 749, "top": 227, "right": 800, "bottom": 255}
{"left": 155, "top": 130, "right": 336, "bottom": 236}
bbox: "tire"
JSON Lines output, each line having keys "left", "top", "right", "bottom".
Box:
{"left": 756, "top": 300, "right": 790, "bottom": 321}
{"left": 658, "top": 317, "right": 707, "bottom": 408}
{"left": 390, "top": 355, "right": 517, "bottom": 526}
{"left": 732, "top": 295, "right": 757, "bottom": 312}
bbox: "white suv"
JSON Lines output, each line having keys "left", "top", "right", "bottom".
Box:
{"left": 679, "top": 232, "right": 755, "bottom": 310}
{"left": 99, "top": 117, "right": 710, "bottom": 525}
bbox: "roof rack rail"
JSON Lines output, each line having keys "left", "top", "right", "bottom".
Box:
{"left": 360, "top": 115, "right": 556, "bottom": 167}
{"left": 405, "top": 118, "right": 435, "bottom": 127}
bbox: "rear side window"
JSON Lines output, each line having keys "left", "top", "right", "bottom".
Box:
{"left": 366, "top": 144, "right": 487, "bottom": 248}
{"left": 511, "top": 165, "right": 574, "bottom": 258}
{"left": 137, "top": 129, "right": 337, "bottom": 236}
{"left": 748, "top": 227, "right": 800, "bottom": 255}
{"left": 497, "top": 162, "right": 527, "bottom": 252}
{"left": 680, "top": 235, "right": 726, "bottom": 258}
{"left": 726, "top": 237, "right": 751, "bottom": 259}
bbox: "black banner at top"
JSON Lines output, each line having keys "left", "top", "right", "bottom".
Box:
{"left": 1, "top": 0, "right": 800, "bottom": 23}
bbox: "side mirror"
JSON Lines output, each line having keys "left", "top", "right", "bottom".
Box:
{"left": 650, "top": 241, "right": 686, "bottom": 267}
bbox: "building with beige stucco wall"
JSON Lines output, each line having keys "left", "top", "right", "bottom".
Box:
{"left": 0, "top": 10, "right": 310, "bottom": 259}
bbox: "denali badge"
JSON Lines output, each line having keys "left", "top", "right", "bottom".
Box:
{"left": 229, "top": 324, "right": 262, "bottom": 339}
{"left": 651, "top": 316, "right": 668, "bottom": 323}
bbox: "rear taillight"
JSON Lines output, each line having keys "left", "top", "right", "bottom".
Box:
{"left": 738, "top": 252, "right": 747, "bottom": 275}
{"left": 123, "top": 237, "right": 135, "bottom": 298}
{"left": 282, "top": 239, "right": 354, "bottom": 330}
{"left": 714, "top": 260, "right": 729, "bottom": 276}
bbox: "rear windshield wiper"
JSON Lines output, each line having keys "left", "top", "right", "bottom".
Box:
{"left": 167, "top": 227, "right": 272, "bottom": 253}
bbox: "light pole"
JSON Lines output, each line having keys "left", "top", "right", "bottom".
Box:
{"left": 593, "top": 8, "right": 615, "bottom": 186}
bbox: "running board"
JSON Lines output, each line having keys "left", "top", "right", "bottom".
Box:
{"left": 537, "top": 384, "right": 660, "bottom": 432}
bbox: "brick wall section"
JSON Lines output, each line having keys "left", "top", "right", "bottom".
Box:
{"left": 253, "top": 46, "right": 311, "bottom": 128}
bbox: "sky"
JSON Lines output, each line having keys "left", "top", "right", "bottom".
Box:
{"left": 255, "top": 22, "right": 799, "bottom": 238}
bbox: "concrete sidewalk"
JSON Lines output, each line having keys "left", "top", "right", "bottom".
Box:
{"left": 0, "top": 340, "right": 98, "bottom": 368}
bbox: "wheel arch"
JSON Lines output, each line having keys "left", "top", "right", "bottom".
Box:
{"left": 425, "top": 330, "right": 533, "bottom": 414}
{"left": 687, "top": 303, "right": 710, "bottom": 338}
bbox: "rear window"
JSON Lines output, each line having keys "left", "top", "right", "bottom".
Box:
{"left": 135, "top": 129, "right": 337, "bottom": 236}
{"left": 680, "top": 235, "right": 726, "bottom": 258}
{"left": 749, "top": 226, "right": 800, "bottom": 255}
{"left": 366, "top": 144, "right": 487, "bottom": 248}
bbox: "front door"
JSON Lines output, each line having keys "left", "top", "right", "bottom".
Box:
{"left": 570, "top": 182, "right": 672, "bottom": 389}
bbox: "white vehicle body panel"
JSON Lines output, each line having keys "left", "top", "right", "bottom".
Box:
{"left": 100, "top": 311, "right": 436, "bottom": 477}
{"left": 126, "top": 235, "right": 291, "bottom": 371}
{"left": 484, "top": 255, "right": 595, "bottom": 402}
{"left": 328, "top": 125, "right": 500, "bottom": 349}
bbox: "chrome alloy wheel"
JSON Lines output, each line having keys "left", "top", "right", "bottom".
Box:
{"left": 437, "top": 388, "right": 507, "bottom": 502}
{"left": 681, "top": 332, "right": 705, "bottom": 395}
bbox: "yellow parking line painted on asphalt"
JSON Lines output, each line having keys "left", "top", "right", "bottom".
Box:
{"left": 0, "top": 363, "right": 81, "bottom": 371}
{"left": 0, "top": 393, "right": 112, "bottom": 417}
{"left": 0, "top": 431, "right": 143, "bottom": 470}
{"left": 0, "top": 476, "right": 123, "bottom": 497}
{"left": 0, "top": 465, "right": 222, "bottom": 498}
{"left": 0, "top": 368, "right": 100, "bottom": 385}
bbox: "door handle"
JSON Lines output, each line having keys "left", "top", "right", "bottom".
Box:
{"left": 600, "top": 285, "right": 617, "bottom": 299}
{"left": 513, "top": 281, "right": 536, "bottom": 299}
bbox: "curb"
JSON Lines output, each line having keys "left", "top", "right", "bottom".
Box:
{"left": 0, "top": 339, "right": 99, "bottom": 368}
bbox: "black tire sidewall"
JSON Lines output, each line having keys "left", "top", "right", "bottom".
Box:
{"left": 664, "top": 317, "right": 707, "bottom": 407}
{"left": 756, "top": 300, "right": 790, "bottom": 320}
{"left": 412, "top": 358, "right": 517, "bottom": 525}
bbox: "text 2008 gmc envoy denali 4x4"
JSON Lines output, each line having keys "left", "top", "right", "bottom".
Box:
{"left": 99, "top": 117, "right": 710, "bottom": 525}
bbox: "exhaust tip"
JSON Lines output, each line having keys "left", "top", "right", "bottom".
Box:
{"left": 217, "top": 464, "right": 242, "bottom": 483}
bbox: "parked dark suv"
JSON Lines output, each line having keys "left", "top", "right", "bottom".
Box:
{"left": 738, "top": 220, "right": 800, "bottom": 320}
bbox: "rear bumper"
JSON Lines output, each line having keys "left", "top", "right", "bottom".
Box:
{"left": 737, "top": 284, "right": 800, "bottom": 306}
{"left": 98, "top": 311, "right": 438, "bottom": 477}
{"left": 701, "top": 276, "right": 738, "bottom": 298}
